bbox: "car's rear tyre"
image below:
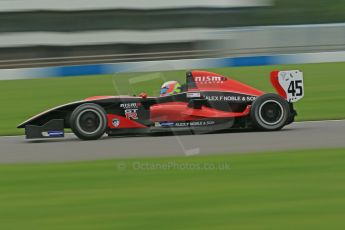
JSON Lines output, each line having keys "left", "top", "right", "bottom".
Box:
{"left": 70, "top": 103, "right": 107, "bottom": 140}
{"left": 250, "top": 93, "right": 289, "bottom": 131}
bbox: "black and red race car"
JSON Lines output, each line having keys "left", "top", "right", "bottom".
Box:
{"left": 18, "top": 70, "right": 304, "bottom": 140}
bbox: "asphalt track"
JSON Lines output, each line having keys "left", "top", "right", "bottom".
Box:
{"left": 0, "top": 120, "right": 344, "bottom": 164}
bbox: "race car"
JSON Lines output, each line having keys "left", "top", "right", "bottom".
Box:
{"left": 18, "top": 70, "right": 304, "bottom": 140}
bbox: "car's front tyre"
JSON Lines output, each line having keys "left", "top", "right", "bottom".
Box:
{"left": 250, "top": 93, "right": 289, "bottom": 131}
{"left": 70, "top": 103, "right": 107, "bottom": 140}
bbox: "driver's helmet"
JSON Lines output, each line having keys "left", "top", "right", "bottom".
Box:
{"left": 160, "top": 81, "right": 181, "bottom": 97}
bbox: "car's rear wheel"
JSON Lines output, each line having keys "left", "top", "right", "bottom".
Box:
{"left": 250, "top": 93, "right": 289, "bottom": 131}
{"left": 70, "top": 103, "right": 107, "bottom": 140}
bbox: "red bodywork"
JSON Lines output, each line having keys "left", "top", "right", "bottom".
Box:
{"left": 270, "top": 70, "right": 287, "bottom": 99}
{"left": 82, "top": 71, "right": 267, "bottom": 129}
{"left": 150, "top": 102, "right": 251, "bottom": 122}
{"left": 107, "top": 114, "right": 146, "bottom": 129}
{"left": 190, "top": 70, "right": 263, "bottom": 96}
{"left": 148, "top": 70, "right": 261, "bottom": 125}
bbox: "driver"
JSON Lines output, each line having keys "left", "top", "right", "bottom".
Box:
{"left": 160, "top": 81, "right": 181, "bottom": 97}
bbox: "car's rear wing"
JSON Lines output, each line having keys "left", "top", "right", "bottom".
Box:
{"left": 270, "top": 70, "right": 304, "bottom": 103}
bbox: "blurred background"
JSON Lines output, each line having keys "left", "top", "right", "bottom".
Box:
{"left": 1, "top": 0, "right": 345, "bottom": 135}
{"left": 1, "top": 2, "right": 345, "bottom": 230}
{"left": 0, "top": 0, "right": 344, "bottom": 68}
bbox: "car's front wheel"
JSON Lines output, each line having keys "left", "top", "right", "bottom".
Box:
{"left": 250, "top": 93, "right": 289, "bottom": 131}
{"left": 70, "top": 103, "right": 107, "bottom": 140}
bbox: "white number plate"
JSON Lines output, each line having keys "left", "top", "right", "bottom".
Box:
{"left": 278, "top": 70, "right": 304, "bottom": 102}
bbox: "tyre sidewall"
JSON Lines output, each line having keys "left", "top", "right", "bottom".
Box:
{"left": 251, "top": 93, "right": 289, "bottom": 130}
{"left": 70, "top": 103, "right": 107, "bottom": 140}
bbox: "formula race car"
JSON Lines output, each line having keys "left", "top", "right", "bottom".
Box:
{"left": 18, "top": 70, "right": 304, "bottom": 140}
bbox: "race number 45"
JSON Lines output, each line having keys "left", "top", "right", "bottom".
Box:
{"left": 278, "top": 70, "right": 304, "bottom": 102}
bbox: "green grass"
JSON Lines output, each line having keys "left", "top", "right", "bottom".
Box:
{"left": 1, "top": 62, "right": 345, "bottom": 135}
{"left": 1, "top": 148, "right": 345, "bottom": 229}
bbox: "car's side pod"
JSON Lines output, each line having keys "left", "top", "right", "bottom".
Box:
{"left": 187, "top": 99, "right": 208, "bottom": 109}
{"left": 270, "top": 70, "right": 304, "bottom": 103}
